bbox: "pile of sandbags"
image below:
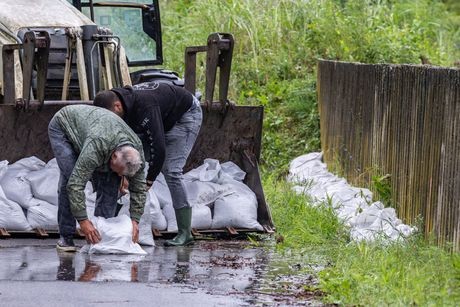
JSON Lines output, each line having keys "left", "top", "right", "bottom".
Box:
{"left": 158, "top": 159, "right": 263, "bottom": 232}
{"left": 0, "top": 157, "right": 52, "bottom": 231}
{"left": 288, "top": 152, "right": 415, "bottom": 242}
{"left": 0, "top": 156, "right": 262, "bottom": 236}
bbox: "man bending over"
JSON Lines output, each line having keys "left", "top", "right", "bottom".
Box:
{"left": 48, "top": 105, "right": 146, "bottom": 252}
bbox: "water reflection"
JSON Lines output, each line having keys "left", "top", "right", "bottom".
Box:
{"left": 0, "top": 240, "right": 322, "bottom": 305}
{"left": 0, "top": 241, "right": 266, "bottom": 289}
{"left": 56, "top": 252, "right": 75, "bottom": 281}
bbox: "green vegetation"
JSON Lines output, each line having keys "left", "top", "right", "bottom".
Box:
{"left": 265, "top": 176, "right": 460, "bottom": 306}
{"left": 160, "top": 0, "right": 460, "bottom": 305}
{"left": 161, "top": 0, "right": 459, "bottom": 176}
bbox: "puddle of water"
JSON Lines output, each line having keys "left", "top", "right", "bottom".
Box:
{"left": 0, "top": 239, "right": 325, "bottom": 305}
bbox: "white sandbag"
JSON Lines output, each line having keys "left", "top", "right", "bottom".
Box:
{"left": 192, "top": 205, "right": 212, "bottom": 229}
{"left": 147, "top": 189, "right": 167, "bottom": 230}
{"left": 288, "top": 153, "right": 327, "bottom": 183}
{"left": 184, "top": 180, "right": 232, "bottom": 207}
{"left": 184, "top": 158, "right": 221, "bottom": 182}
{"left": 0, "top": 186, "right": 32, "bottom": 231}
{"left": 349, "top": 202, "right": 385, "bottom": 227}
{"left": 211, "top": 181, "right": 263, "bottom": 231}
{"left": 80, "top": 215, "right": 147, "bottom": 255}
{"left": 184, "top": 159, "right": 246, "bottom": 184}
{"left": 153, "top": 173, "right": 173, "bottom": 209}
{"left": 0, "top": 156, "right": 45, "bottom": 209}
{"left": 326, "top": 184, "right": 373, "bottom": 209}
{"left": 119, "top": 194, "right": 155, "bottom": 246}
{"left": 289, "top": 152, "right": 416, "bottom": 243}
{"left": 0, "top": 160, "right": 8, "bottom": 181}
{"left": 25, "top": 159, "right": 60, "bottom": 206}
{"left": 220, "top": 161, "right": 246, "bottom": 182}
{"left": 162, "top": 203, "right": 177, "bottom": 232}
{"left": 162, "top": 203, "right": 213, "bottom": 231}
{"left": 335, "top": 198, "right": 368, "bottom": 222}
{"left": 26, "top": 200, "right": 58, "bottom": 230}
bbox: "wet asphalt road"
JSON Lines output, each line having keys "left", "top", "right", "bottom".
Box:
{"left": 0, "top": 239, "right": 323, "bottom": 306}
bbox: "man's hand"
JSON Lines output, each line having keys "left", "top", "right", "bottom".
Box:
{"left": 132, "top": 220, "right": 139, "bottom": 243}
{"left": 119, "top": 176, "right": 129, "bottom": 196}
{"left": 79, "top": 219, "right": 101, "bottom": 244}
{"left": 146, "top": 180, "right": 153, "bottom": 191}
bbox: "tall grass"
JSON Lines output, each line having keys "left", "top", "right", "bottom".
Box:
{"left": 159, "top": 1, "right": 460, "bottom": 304}
{"left": 265, "top": 177, "right": 460, "bottom": 306}
{"left": 161, "top": 0, "right": 460, "bottom": 175}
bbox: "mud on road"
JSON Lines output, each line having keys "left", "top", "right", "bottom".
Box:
{"left": 0, "top": 238, "right": 324, "bottom": 306}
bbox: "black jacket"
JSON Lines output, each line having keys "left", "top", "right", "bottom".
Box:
{"left": 111, "top": 83, "right": 193, "bottom": 182}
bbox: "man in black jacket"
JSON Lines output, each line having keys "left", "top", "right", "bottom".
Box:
{"left": 94, "top": 82, "right": 202, "bottom": 246}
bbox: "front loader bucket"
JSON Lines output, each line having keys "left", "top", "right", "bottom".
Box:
{"left": 0, "top": 102, "right": 274, "bottom": 237}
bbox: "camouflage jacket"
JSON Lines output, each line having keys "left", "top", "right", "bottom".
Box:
{"left": 54, "top": 105, "right": 146, "bottom": 222}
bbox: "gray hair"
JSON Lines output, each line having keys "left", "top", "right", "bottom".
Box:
{"left": 114, "top": 145, "right": 142, "bottom": 176}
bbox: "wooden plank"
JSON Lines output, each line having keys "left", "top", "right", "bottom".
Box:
{"left": 34, "top": 228, "right": 49, "bottom": 238}
{"left": 318, "top": 60, "right": 460, "bottom": 251}
{"left": 152, "top": 228, "right": 162, "bottom": 237}
{"left": 191, "top": 228, "right": 201, "bottom": 236}
{"left": 226, "top": 227, "right": 238, "bottom": 235}
{"left": 0, "top": 228, "right": 11, "bottom": 237}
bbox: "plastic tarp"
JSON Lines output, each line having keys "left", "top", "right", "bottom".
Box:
{"left": 288, "top": 152, "right": 416, "bottom": 242}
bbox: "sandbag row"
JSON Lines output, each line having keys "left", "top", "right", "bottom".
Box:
{"left": 121, "top": 158, "right": 263, "bottom": 233}
{"left": 0, "top": 156, "right": 262, "bottom": 235}
{"left": 288, "top": 152, "right": 415, "bottom": 242}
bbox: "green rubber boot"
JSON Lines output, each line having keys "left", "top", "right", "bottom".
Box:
{"left": 164, "top": 207, "right": 194, "bottom": 246}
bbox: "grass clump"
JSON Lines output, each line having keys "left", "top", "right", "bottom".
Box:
{"left": 319, "top": 238, "right": 460, "bottom": 306}
{"left": 265, "top": 177, "right": 460, "bottom": 306}
{"left": 263, "top": 175, "right": 347, "bottom": 249}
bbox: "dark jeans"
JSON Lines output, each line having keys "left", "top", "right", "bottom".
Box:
{"left": 162, "top": 97, "right": 202, "bottom": 210}
{"left": 48, "top": 116, "right": 121, "bottom": 239}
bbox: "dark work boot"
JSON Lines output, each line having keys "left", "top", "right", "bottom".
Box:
{"left": 164, "top": 207, "right": 194, "bottom": 247}
{"left": 56, "top": 236, "right": 77, "bottom": 252}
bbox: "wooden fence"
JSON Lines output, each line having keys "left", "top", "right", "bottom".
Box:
{"left": 317, "top": 60, "right": 460, "bottom": 250}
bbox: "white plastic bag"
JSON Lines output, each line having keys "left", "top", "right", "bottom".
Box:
{"left": 191, "top": 205, "right": 212, "bottom": 229}
{"left": 152, "top": 173, "right": 173, "bottom": 209}
{"left": 147, "top": 189, "right": 167, "bottom": 230}
{"left": 0, "top": 156, "right": 45, "bottom": 209}
{"left": 0, "top": 186, "right": 32, "bottom": 231}
{"left": 162, "top": 203, "right": 213, "bottom": 231}
{"left": 211, "top": 181, "right": 263, "bottom": 231}
{"left": 288, "top": 152, "right": 416, "bottom": 242}
{"left": 27, "top": 200, "right": 58, "bottom": 230}
{"left": 184, "top": 180, "right": 231, "bottom": 207}
{"left": 0, "top": 160, "right": 9, "bottom": 181}
{"left": 80, "top": 215, "right": 147, "bottom": 254}
{"left": 162, "top": 203, "right": 177, "bottom": 232}
{"left": 184, "top": 158, "right": 221, "bottom": 182}
{"left": 220, "top": 161, "right": 246, "bottom": 182}
{"left": 119, "top": 193, "right": 156, "bottom": 246}
{"left": 25, "top": 158, "right": 60, "bottom": 206}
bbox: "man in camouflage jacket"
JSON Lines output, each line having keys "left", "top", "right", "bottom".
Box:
{"left": 48, "top": 105, "right": 146, "bottom": 252}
